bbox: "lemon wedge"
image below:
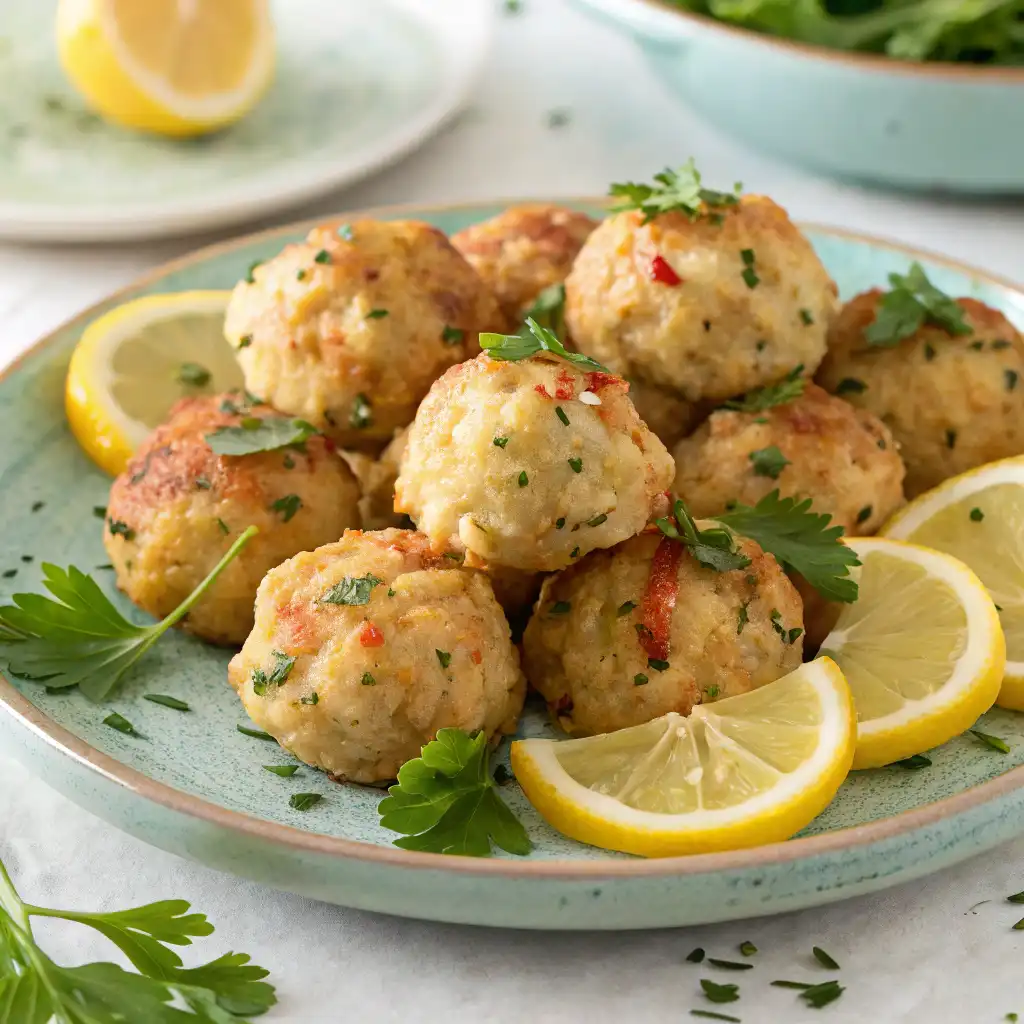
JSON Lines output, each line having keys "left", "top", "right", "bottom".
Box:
{"left": 511, "top": 658, "right": 854, "bottom": 857}
{"left": 66, "top": 291, "right": 242, "bottom": 476}
{"left": 820, "top": 537, "right": 1004, "bottom": 769}
{"left": 56, "top": 0, "right": 275, "bottom": 137}
{"left": 882, "top": 457, "right": 1024, "bottom": 710}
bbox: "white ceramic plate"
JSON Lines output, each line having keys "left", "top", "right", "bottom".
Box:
{"left": 0, "top": 0, "right": 493, "bottom": 242}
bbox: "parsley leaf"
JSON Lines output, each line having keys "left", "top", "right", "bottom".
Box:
{"left": 206, "top": 417, "right": 318, "bottom": 456}
{"left": 319, "top": 573, "right": 383, "bottom": 606}
{"left": 749, "top": 445, "right": 790, "bottom": 479}
{"left": 378, "top": 729, "right": 531, "bottom": 857}
{"left": 656, "top": 498, "right": 751, "bottom": 573}
{"left": 269, "top": 494, "right": 302, "bottom": 522}
{"left": 0, "top": 527, "right": 257, "bottom": 701}
{"left": 481, "top": 317, "right": 609, "bottom": 373}
{"left": 350, "top": 393, "right": 373, "bottom": 430}
{"left": 716, "top": 491, "right": 860, "bottom": 602}
{"left": 722, "top": 365, "right": 806, "bottom": 412}
{"left": 865, "top": 262, "right": 972, "bottom": 347}
{"left": 177, "top": 362, "right": 211, "bottom": 387}
{"left": 609, "top": 159, "right": 741, "bottom": 224}
{"left": 0, "top": 854, "right": 276, "bottom": 1022}
{"left": 520, "top": 283, "right": 567, "bottom": 341}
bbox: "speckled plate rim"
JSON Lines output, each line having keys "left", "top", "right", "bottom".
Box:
{"left": 0, "top": 0, "right": 495, "bottom": 243}
{"left": 579, "top": 0, "right": 1024, "bottom": 81}
{"left": 2, "top": 196, "right": 1024, "bottom": 882}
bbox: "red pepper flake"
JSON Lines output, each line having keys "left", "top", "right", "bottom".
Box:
{"left": 470, "top": 649, "right": 483, "bottom": 665}
{"left": 585, "top": 371, "right": 623, "bottom": 393}
{"left": 322, "top": 436, "right": 337, "bottom": 453}
{"left": 534, "top": 384, "right": 552, "bottom": 398}
{"left": 639, "top": 537, "right": 682, "bottom": 661}
{"left": 359, "top": 621, "right": 385, "bottom": 647}
{"left": 554, "top": 369, "right": 576, "bottom": 400}
{"left": 649, "top": 254, "right": 681, "bottom": 286}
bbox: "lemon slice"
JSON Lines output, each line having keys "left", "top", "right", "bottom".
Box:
{"left": 881, "top": 457, "right": 1024, "bottom": 710}
{"left": 56, "top": 0, "right": 275, "bottom": 137}
{"left": 819, "top": 537, "right": 1004, "bottom": 769}
{"left": 511, "top": 659, "right": 854, "bottom": 857}
{"left": 66, "top": 291, "right": 242, "bottom": 476}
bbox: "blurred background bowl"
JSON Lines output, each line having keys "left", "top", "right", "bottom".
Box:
{"left": 574, "top": 0, "right": 1024, "bottom": 194}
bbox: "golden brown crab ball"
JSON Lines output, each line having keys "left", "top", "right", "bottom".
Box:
{"left": 223, "top": 219, "right": 506, "bottom": 448}
{"left": 523, "top": 530, "right": 804, "bottom": 737}
{"left": 103, "top": 394, "right": 361, "bottom": 646}
{"left": 394, "top": 352, "right": 675, "bottom": 572}
{"left": 627, "top": 378, "right": 703, "bottom": 450}
{"left": 564, "top": 197, "right": 839, "bottom": 403}
{"left": 451, "top": 204, "right": 598, "bottom": 321}
{"left": 227, "top": 528, "right": 526, "bottom": 784}
{"left": 817, "top": 291, "right": 1024, "bottom": 497}
{"left": 672, "top": 383, "right": 905, "bottom": 535}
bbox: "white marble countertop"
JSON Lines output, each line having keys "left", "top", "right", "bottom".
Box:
{"left": 3, "top": 1, "right": 1024, "bottom": 1021}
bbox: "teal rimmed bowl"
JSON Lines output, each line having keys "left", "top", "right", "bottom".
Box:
{"left": 574, "top": 0, "right": 1024, "bottom": 194}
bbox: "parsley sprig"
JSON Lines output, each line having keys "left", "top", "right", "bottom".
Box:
{"left": 865, "top": 262, "right": 972, "bottom": 347}
{"left": 205, "top": 417, "right": 318, "bottom": 457}
{"left": 378, "top": 730, "right": 531, "bottom": 857}
{"left": 716, "top": 491, "right": 860, "bottom": 603}
{"left": 609, "top": 160, "right": 742, "bottom": 224}
{"left": 0, "top": 527, "right": 257, "bottom": 701}
{"left": 656, "top": 498, "right": 751, "bottom": 573}
{"left": 520, "top": 283, "right": 567, "bottom": 342}
{"left": 721, "top": 366, "right": 806, "bottom": 413}
{"left": 0, "top": 852, "right": 275, "bottom": 1021}
{"left": 481, "top": 317, "right": 608, "bottom": 373}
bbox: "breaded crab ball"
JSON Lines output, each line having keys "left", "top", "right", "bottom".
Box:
{"left": 227, "top": 529, "right": 526, "bottom": 784}
{"left": 672, "top": 382, "right": 905, "bottom": 535}
{"left": 564, "top": 197, "right": 838, "bottom": 402}
{"left": 104, "top": 393, "right": 361, "bottom": 646}
{"left": 224, "top": 219, "right": 506, "bottom": 447}
{"left": 394, "top": 351, "right": 675, "bottom": 572}
{"left": 817, "top": 291, "right": 1024, "bottom": 497}
{"left": 523, "top": 530, "right": 804, "bottom": 736}
{"left": 451, "top": 204, "right": 598, "bottom": 321}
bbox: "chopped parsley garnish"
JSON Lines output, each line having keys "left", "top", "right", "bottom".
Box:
{"left": 216, "top": 518, "right": 230, "bottom": 535}
{"left": 518, "top": 470, "right": 529, "bottom": 487}
{"left": 634, "top": 673, "right": 649, "bottom": 686}
{"left": 717, "top": 490, "right": 860, "bottom": 602}
{"left": 800, "top": 308, "right": 814, "bottom": 325}
{"left": 313, "top": 249, "right": 331, "bottom": 264}
{"left": 587, "top": 513, "right": 608, "bottom": 527}
{"left": 699, "top": 979, "right": 739, "bottom": 1004}
{"left": 648, "top": 658, "right": 670, "bottom": 671}
{"left": 337, "top": 223, "right": 354, "bottom": 241}
{"left": 379, "top": 728, "right": 531, "bottom": 856}
{"left": 891, "top": 753, "right": 932, "bottom": 769}
{"left": 361, "top": 672, "right": 376, "bottom": 686}
{"left": 568, "top": 457, "right": 583, "bottom": 473}
{"left": 971, "top": 729, "right": 1010, "bottom": 753}
{"left": 350, "top": 393, "right": 373, "bottom": 430}
{"left": 270, "top": 494, "right": 302, "bottom": 522}
{"left": 609, "top": 160, "right": 741, "bottom": 224}
{"left": 550, "top": 601, "right": 572, "bottom": 615}
{"left": 946, "top": 428, "right": 957, "bottom": 449}
{"left": 705, "top": 684, "right": 720, "bottom": 698}
{"left": 812, "top": 946, "right": 840, "bottom": 970}
{"left": 92, "top": 505, "right": 107, "bottom": 518}
{"left": 436, "top": 649, "right": 452, "bottom": 669}
{"left": 1007, "top": 891, "right": 1024, "bottom": 904}
{"left": 103, "top": 712, "right": 138, "bottom": 736}
{"left": 493, "top": 436, "right": 510, "bottom": 448}
{"left": 555, "top": 517, "right": 566, "bottom": 529}
{"left": 503, "top": 0, "right": 523, "bottom": 12}
{"left": 264, "top": 764, "right": 299, "bottom": 777}
{"left": 289, "top": 793, "right": 322, "bottom": 811}
{"left": 707, "top": 958, "right": 753, "bottom": 971}
{"left": 244, "top": 259, "right": 262, "bottom": 284}
{"left": 800, "top": 981, "right": 844, "bottom": 1009}
{"left": 656, "top": 497, "right": 751, "bottom": 573}
{"left": 835, "top": 377, "right": 867, "bottom": 395}
{"left": 740, "top": 248, "right": 759, "bottom": 289}
{"left": 690, "top": 1012, "right": 740, "bottom": 1023}
{"left": 865, "top": 262, "right": 972, "bottom": 347}
{"left": 570, "top": 547, "right": 580, "bottom": 558}
{"left": 442, "top": 325, "right": 465, "bottom": 345}
{"left": 194, "top": 476, "right": 212, "bottom": 489}
{"left": 749, "top": 445, "right": 790, "bottom": 479}
{"left": 686, "top": 948, "right": 706, "bottom": 963}
{"left": 1007, "top": 369, "right": 1019, "bottom": 392}
{"left": 736, "top": 602, "right": 750, "bottom": 634}
{"left": 738, "top": 940, "right": 757, "bottom": 957}
{"left": 520, "top": 283, "right": 567, "bottom": 342}
{"left": 177, "top": 362, "right": 211, "bottom": 387}
{"left": 618, "top": 600, "right": 637, "bottom": 616}
{"left": 296, "top": 269, "right": 306, "bottom": 281}
{"left": 237, "top": 724, "right": 276, "bottom": 740}
{"left": 2, "top": 570, "right": 16, "bottom": 579}
{"left": 282, "top": 454, "right": 295, "bottom": 470}
{"left": 857, "top": 505, "right": 873, "bottom": 524}
{"left": 299, "top": 693, "right": 319, "bottom": 706}
{"left": 970, "top": 507, "right": 984, "bottom": 522}
{"left": 722, "top": 365, "right": 805, "bottom": 412}
{"left": 546, "top": 108, "right": 571, "bottom": 129}
{"left": 206, "top": 416, "right": 318, "bottom": 456}
{"left": 143, "top": 694, "right": 190, "bottom": 711}
{"left": 31, "top": 501, "right": 44, "bottom": 512}
{"left": 238, "top": 334, "right": 252, "bottom": 348}
{"left": 366, "top": 308, "right": 389, "bottom": 319}
{"left": 107, "top": 519, "right": 135, "bottom": 540}
{"left": 771, "top": 980, "right": 813, "bottom": 990}
{"left": 482, "top": 316, "right": 608, "bottom": 372}
{"left": 556, "top": 405, "right": 570, "bottom": 426}
{"left": 320, "top": 573, "right": 383, "bottom": 606}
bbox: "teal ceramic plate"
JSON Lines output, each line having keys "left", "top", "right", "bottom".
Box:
{"left": 2, "top": 200, "right": 1024, "bottom": 930}
{"left": 0, "top": 1, "right": 492, "bottom": 242}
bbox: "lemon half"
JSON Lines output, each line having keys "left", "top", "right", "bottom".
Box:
{"left": 57, "top": 0, "right": 275, "bottom": 137}
{"left": 821, "top": 537, "right": 1004, "bottom": 769}
{"left": 511, "top": 658, "right": 855, "bottom": 858}
{"left": 882, "top": 457, "right": 1024, "bottom": 709}
{"left": 65, "top": 290, "right": 242, "bottom": 476}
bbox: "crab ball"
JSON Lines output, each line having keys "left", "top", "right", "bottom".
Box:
{"left": 523, "top": 530, "right": 804, "bottom": 737}
{"left": 451, "top": 204, "right": 598, "bottom": 320}
{"left": 672, "top": 383, "right": 905, "bottom": 535}
{"left": 104, "top": 394, "right": 361, "bottom": 646}
{"left": 224, "top": 219, "right": 506, "bottom": 447}
{"left": 227, "top": 529, "right": 526, "bottom": 784}
{"left": 564, "top": 197, "right": 838, "bottom": 403}
{"left": 817, "top": 292, "right": 1024, "bottom": 497}
{"left": 394, "top": 352, "right": 675, "bottom": 572}
{"left": 627, "top": 377, "right": 703, "bottom": 449}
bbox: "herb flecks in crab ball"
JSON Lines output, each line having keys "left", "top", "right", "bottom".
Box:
{"left": 227, "top": 529, "right": 526, "bottom": 784}
{"left": 394, "top": 352, "right": 675, "bottom": 572}
{"left": 564, "top": 197, "right": 838, "bottom": 403}
{"left": 523, "top": 530, "right": 804, "bottom": 737}
{"left": 673, "top": 382, "right": 905, "bottom": 535}
{"left": 224, "top": 219, "right": 506, "bottom": 447}
{"left": 451, "top": 204, "right": 598, "bottom": 321}
{"left": 817, "top": 290, "right": 1024, "bottom": 498}
{"left": 103, "top": 394, "right": 361, "bottom": 646}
